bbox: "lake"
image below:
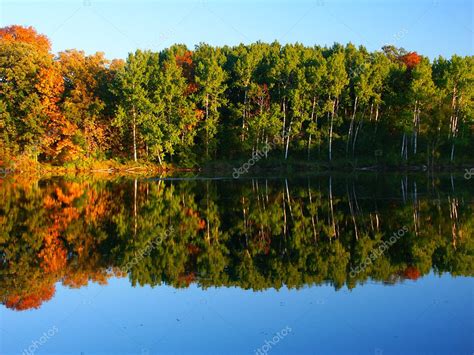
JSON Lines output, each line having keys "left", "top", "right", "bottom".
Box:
{"left": 1, "top": 173, "right": 473, "bottom": 354}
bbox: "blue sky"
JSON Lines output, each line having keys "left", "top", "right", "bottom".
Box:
{"left": 0, "top": 0, "right": 472, "bottom": 59}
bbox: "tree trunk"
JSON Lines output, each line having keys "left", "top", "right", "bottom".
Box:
{"left": 413, "top": 100, "right": 418, "bottom": 156}
{"left": 329, "top": 176, "right": 336, "bottom": 238}
{"left": 352, "top": 115, "right": 363, "bottom": 157}
{"left": 346, "top": 96, "right": 358, "bottom": 157}
{"left": 449, "top": 86, "right": 457, "bottom": 162}
{"left": 205, "top": 93, "right": 209, "bottom": 157}
{"left": 157, "top": 148, "right": 163, "bottom": 167}
{"left": 329, "top": 99, "right": 336, "bottom": 162}
{"left": 282, "top": 97, "right": 286, "bottom": 138}
{"left": 284, "top": 121, "right": 292, "bottom": 160}
{"left": 307, "top": 134, "right": 312, "bottom": 160}
{"left": 132, "top": 105, "right": 138, "bottom": 162}
{"left": 265, "top": 135, "right": 268, "bottom": 158}
{"left": 308, "top": 96, "right": 316, "bottom": 160}
{"left": 241, "top": 89, "right": 247, "bottom": 142}
{"left": 401, "top": 133, "right": 406, "bottom": 160}
{"left": 133, "top": 178, "right": 138, "bottom": 238}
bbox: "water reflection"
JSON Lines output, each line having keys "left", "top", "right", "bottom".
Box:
{"left": 1, "top": 174, "right": 472, "bottom": 311}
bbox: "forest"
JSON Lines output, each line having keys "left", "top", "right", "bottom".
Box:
{"left": 1, "top": 25, "right": 473, "bottom": 171}
{"left": 1, "top": 175, "right": 473, "bottom": 311}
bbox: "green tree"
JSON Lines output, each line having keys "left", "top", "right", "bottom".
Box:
{"left": 113, "top": 50, "right": 153, "bottom": 162}
{"left": 193, "top": 44, "right": 227, "bottom": 158}
{"left": 325, "top": 49, "right": 348, "bottom": 161}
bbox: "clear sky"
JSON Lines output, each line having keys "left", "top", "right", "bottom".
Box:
{"left": 0, "top": 0, "right": 472, "bottom": 60}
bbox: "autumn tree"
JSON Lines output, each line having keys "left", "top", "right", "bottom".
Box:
{"left": 59, "top": 50, "right": 110, "bottom": 158}
{"left": 0, "top": 25, "right": 51, "bottom": 53}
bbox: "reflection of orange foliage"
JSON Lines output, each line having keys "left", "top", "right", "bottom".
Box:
{"left": 38, "top": 232, "right": 67, "bottom": 273}
{"left": 403, "top": 266, "right": 421, "bottom": 280}
{"left": 63, "top": 269, "right": 109, "bottom": 288}
{"left": 62, "top": 272, "right": 90, "bottom": 288}
{"left": 85, "top": 189, "right": 109, "bottom": 222}
{"left": 4, "top": 284, "right": 55, "bottom": 311}
{"left": 252, "top": 230, "right": 271, "bottom": 255}
{"left": 55, "top": 184, "right": 84, "bottom": 204}
{"left": 39, "top": 182, "right": 85, "bottom": 273}
{"left": 185, "top": 208, "right": 206, "bottom": 230}
{"left": 187, "top": 244, "right": 201, "bottom": 255}
{"left": 198, "top": 219, "right": 206, "bottom": 230}
{"left": 178, "top": 272, "right": 195, "bottom": 287}
{"left": 186, "top": 208, "right": 197, "bottom": 217}
{"left": 195, "top": 108, "right": 205, "bottom": 121}
{"left": 2, "top": 181, "right": 116, "bottom": 311}
{"left": 0, "top": 25, "right": 51, "bottom": 53}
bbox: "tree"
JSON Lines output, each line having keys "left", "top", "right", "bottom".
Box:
{"left": 325, "top": 49, "right": 348, "bottom": 162}
{"left": 399, "top": 52, "right": 421, "bottom": 69}
{"left": 36, "top": 64, "right": 80, "bottom": 163}
{"left": 113, "top": 50, "right": 153, "bottom": 162}
{"left": 408, "top": 57, "right": 436, "bottom": 157}
{"left": 442, "top": 55, "right": 474, "bottom": 161}
{"left": 0, "top": 25, "right": 51, "bottom": 53}
{"left": 0, "top": 41, "right": 49, "bottom": 157}
{"left": 146, "top": 48, "right": 198, "bottom": 165}
{"left": 1, "top": 25, "right": 473, "bottom": 167}
{"left": 59, "top": 50, "right": 109, "bottom": 158}
{"left": 303, "top": 46, "right": 326, "bottom": 159}
{"left": 193, "top": 44, "right": 227, "bottom": 158}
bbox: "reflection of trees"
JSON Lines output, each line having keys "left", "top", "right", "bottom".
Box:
{"left": 0, "top": 179, "right": 114, "bottom": 310}
{"left": 0, "top": 175, "right": 473, "bottom": 310}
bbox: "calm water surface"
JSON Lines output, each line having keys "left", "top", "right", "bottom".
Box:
{"left": 1, "top": 173, "right": 473, "bottom": 354}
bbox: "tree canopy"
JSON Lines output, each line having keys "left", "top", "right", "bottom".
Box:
{"left": 0, "top": 25, "right": 473, "bottom": 168}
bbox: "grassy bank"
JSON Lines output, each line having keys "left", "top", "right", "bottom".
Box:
{"left": 2, "top": 154, "right": 473, "bottom": 179}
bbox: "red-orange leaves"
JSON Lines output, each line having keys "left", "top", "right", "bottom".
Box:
{"left": 36, "top": 65, "right": 81, "bottom": 162}
{"left": 176, "top": 50, "right": 197, "bottom": 95}
{"left": 4, "top": 284, "right": 55, "bottom": 311}
{"left": 399, "top": 52, "right": 421, "bottom": 69}
{"left": 38, "top": 234, "right": 67, "bottom": 273}
{"left": 403, "top": 266, "right": 421, "bottom": 280}
{"left": 0, "top": 25, "right": 51, "bottom": 53}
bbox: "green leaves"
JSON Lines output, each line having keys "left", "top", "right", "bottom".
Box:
{"left": 1, "top": 25, "right": 473, "bottom": 166}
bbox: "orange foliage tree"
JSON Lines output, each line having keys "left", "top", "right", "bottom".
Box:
{"left": 0, "top": 25, "right": 51, "bottom": 53}
{"left": 35, "top": 65, "right": 80, "bottom": 163}
{"left": 59, "top": 50, "right": 110, "bottom": 156}
{"left": 176, "top": 50, "right": 198, "bottom": 95}
{"left": 399, "top": 52, "right": 422, "bottom": 69}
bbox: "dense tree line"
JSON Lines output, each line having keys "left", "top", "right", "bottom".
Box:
{"left": 1, "top": 175, "right": 472, "bottom": 310}
{"left": 1, "top": 25, "right": 473, "bottom": 168}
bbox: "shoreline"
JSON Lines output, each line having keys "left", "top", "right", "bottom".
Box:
{"left": 2, "top": 159, "right": 472, "bottom": 178}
